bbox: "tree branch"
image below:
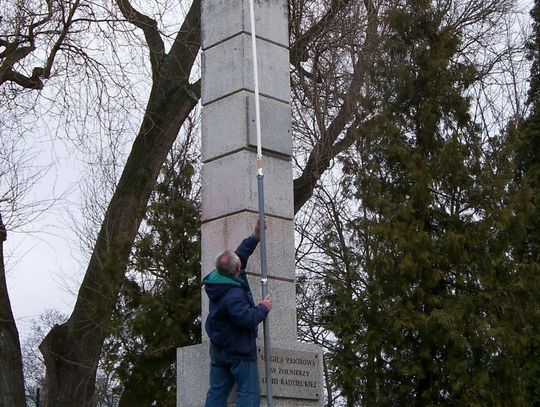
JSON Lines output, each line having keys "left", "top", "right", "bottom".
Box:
{"left": 0, "top": 0, "right": 82, "bottom": 89}
{"left": 290, "top": 0, "right": 353, "bottom": 67}
{"left": 165, "top": 0, "right": 201, "bottom": 83}
{"left": 28, "top": 0, "right": 54, "bottom": 39}
{"left": 293, "top": 0, "right": 379, "bottom": 213}
{"left": 1, "top": 67, "right": 43, "bottom": 89}
{"left": 293, "top": 116, "right": 365, "bottom": 214}
{"left": 41, "top": 0, "right": 81, "bottom": 79}
{"left": 0, "top": 43, "right": 35, "bottom": 86}
{"left": 185, "top": 78, "right": 201, "bottom": 101}
{"left": 114, "top": 0, "right": 165, "bottom": 77}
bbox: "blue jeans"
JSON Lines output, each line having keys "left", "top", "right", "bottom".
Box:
{"left": 204, "top": 345, "right": 261, "bottom": 407}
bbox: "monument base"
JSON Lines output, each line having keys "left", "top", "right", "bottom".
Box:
{"left": 177, "top": 341, "right": 323, "bottom": 407}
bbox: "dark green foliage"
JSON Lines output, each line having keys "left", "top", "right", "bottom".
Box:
{"left": 102, "top": 140, "right": 201, "bottom": 407}
{"left": 520, "top": 0, "right": 540, "bottom": 260}
{"left": 516, "top": 2, "right": 540, "bottom": 404}
{"left": 298, "top": 1, "right": 539, "bottom": 405}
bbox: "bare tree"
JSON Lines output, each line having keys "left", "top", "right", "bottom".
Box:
{"left": 0, "top": 0, "right": 85, "bottom": 90}
{"left": 290, "top": 0, "right": 381, "bottom": 213}
{"left": 21, "top": 310, "right": 66, "bottom": 406}
{"left": 0, "top": 95, "right": 57, "bottom": 407}
{"left": 35, "top": 1, "right": 202, "bottom": 404}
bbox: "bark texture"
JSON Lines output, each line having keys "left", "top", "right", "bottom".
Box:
{"left": 0, "top": 212, "right": 26, "bottom": 407}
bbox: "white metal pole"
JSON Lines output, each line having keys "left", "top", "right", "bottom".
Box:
{"left": 248, "top": 1, "right": 273, "bottom": 405}
{"left": 249, "top": 0, "right": 263, "bottom": 164}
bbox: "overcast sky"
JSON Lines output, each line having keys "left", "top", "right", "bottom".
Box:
{"left": 6, "top": 137, "right": 83, "bottom": 338}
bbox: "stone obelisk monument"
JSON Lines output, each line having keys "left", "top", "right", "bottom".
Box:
{"left": 177, "top": 1, "right": 323, "bottom": 405}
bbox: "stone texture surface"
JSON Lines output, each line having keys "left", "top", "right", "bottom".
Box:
{"left": 177, "top": 344, "right": 209, "bottom": 407}
{"left": 246, "top": 93, "right": 292, "bottom": 156}
{"left": 248, "top": 276, "right": 297, "bottom": 344}
{"left": 201, "top": 91, "right": 292, "bottom": 161}
{"left": 177, "top": 343, "right": 323, "bottom": 407}
{"left": 200, "top": 214, "right": 295, "bottom": 280}
{"left": 199, "top": 213, "right": 297, "bottom": 345}
{"left": 201, "top": 150, "right": 294, "bottom": 221}
{"left": 202, "top": 34, "right": 290, "bottom": 105}
{"left": 202, "top": 0, "right": 289, "bottom": 50}
{"left": 178, "top": 0, "right": 323, "bottom": 404}
{"left": 260, "top": 398, "right": 322, "bottom": 406}
{"left": 257, "top": 347, "right": 322, "bottom": 400}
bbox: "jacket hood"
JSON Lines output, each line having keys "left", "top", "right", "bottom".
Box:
{"left": 203, "top": 269, "right": 241, "bottom": 302}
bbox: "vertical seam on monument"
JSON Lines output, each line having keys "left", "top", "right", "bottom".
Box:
{"left": 245, "top": 92, "right": 250, "bottom": 148}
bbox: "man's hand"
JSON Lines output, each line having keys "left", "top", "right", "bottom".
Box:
{"left": 261, "top": 294, "right": 272, "bottom": 311}
{"left": 254, "top": 218, "right": 268, "bottom": 241}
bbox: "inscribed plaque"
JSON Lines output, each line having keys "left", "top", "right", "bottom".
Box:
{"left": 257, "top": 347, "right": 322, "bottom": 401}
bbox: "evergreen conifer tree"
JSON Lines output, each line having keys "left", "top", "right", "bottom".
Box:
{"left": 520, "top": 1, "right": 540, "bottom": 259}
{"left": 309, "top": 0, "right": 536, "bottom": 405}
{"left": 515, "top": 1, "right": 540, "bottom": 403}
{"left": 102, "top": 139, "right": 201, "bottom": 407}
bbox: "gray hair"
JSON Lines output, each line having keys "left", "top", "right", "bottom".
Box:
{"left": 215, "top": 250, "right": 241, "bottom": 276}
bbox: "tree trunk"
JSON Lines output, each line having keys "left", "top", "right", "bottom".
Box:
{"left": 0, "top": 212, "right": 26, "bottom": 407}
{"left": 39, "top": 84, "right": 200, "bottom": 406}
{"left": 38, "top": 2, "right": 201, "bottom": 404}
{"left": 39, "top": 83, "right": 200, "bottom": 407}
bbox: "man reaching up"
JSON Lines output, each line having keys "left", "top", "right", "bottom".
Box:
{"left": 203, "top": 222, "right": 272, "bottom": 407}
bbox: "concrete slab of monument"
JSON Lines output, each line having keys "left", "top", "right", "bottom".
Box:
{"left": 202, "top": 0, "right": 289, "bottom": 50}
{"left": 246, "top": 275, "right": 298, "bottom": 343}
{"left": 177, "top": 341, "right": 323, "bottom": 407}
{"left": 198, "top": 276, "right": 298, "bottom": 348}
{"left": 202, "top": 34, "right": 290, "bottom": 105}
{"left": 200, "top": 217, "right": 298, "bottom": 342}
{"left": 200, "top": 214, "right": 296, "bottom": 281}
{"left": 201, "top": 151, "right": 294, "bottom": 221}
{"left": 202, "top": 91, "right": 292, "bottom": 161}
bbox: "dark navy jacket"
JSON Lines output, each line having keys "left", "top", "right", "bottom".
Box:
{"left": 203, "top": 235, "right": 268, "bottom": 359}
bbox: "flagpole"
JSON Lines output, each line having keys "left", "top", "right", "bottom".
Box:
{"left": 248, "top": 0, "right": 273, "bottom": 405}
